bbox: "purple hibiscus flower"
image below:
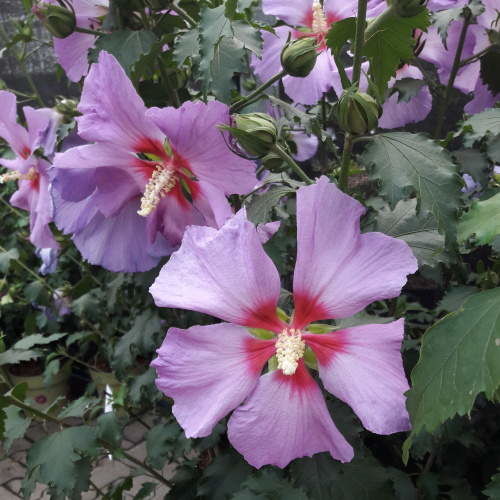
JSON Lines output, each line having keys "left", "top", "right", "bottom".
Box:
{"left": 52, "top": 51, "right": 258, "bottom": 272}
{"left": 37, "top": 0, "right": 109, "bottom": 82}
{"left": 251, "top": 0, "right": 385, "bottom": 105}
{"left": 0, "top": 91, "right": 60, "bottom": 249}
{"left": 150, "top": 177, "right": 417, "bottom": 468}
{"left": 421, "top": 0, "right": 499, "bottom": 113}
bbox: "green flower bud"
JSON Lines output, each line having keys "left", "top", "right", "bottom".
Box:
{"left": 335, "top": 89, "right": 381, "bottom": 135}
{"left": 33, "top": 3, "right": 76, "bottom": 39}
{"left": 224, "top": 113, "right": 278, "bottom": 158}
{"left": 281, "top": 38, "right": 318, "bottom": 78}
{"left": 55, "top": 97, "right": 79, "bottom": 123}
{"left": 387, "top": 0, "right": 426, "bottom": 17}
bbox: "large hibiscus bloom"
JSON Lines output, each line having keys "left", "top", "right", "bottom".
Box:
{"left": 0, "top": 91, "right": 60, "bottom": 249}
{"left": 251, "top": 0, "right": 385, "bottom": 105}
{"left": 150, "top": 177, "right": 418, "bottom": 468}
{"left": 52, "top": 51, "right": 257, "bottom": 272}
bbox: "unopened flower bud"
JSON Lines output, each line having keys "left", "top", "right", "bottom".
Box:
{"left": 224, "top": 113, "right": 278, "bottom": 158}
{"left": 387, "top": 0, "right": 426, "bottom": 17}
{"left": 281, "top": 38, "right": 318, "bottom": 78}
{"left": 335, "top": 89, "right": 381, "bottom": 135}
{"left": 55, "top": 97, "right": 79, "bottom": 123}
{"left": 33, "top": 3, "right": 76, "bottom": 38}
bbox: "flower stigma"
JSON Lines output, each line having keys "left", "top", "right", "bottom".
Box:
{"left": 275, "top": 328, "right": 306, "bottom": 376}
{"left": 137, "top": 164, "right": 176, "bottom": 216}
{"left": 0, "top": 168, "right": 37, "bottom": 184}
{"left": 311, "top": 1, "right": 328, "bottom": 35}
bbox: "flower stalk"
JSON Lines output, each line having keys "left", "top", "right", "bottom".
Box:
{"left": 272, "top": 144, "right": 313, "bottom": 184}
{"left": 339, "top": 0, "right": 368, "bottom": 192}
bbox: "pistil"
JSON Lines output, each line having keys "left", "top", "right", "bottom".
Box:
{"left": 311, "top": 1, "right": 328, "bottom": 34}
{"left": 275, "top": 328, "right": 306, "bottom": 376}
{"left": 0, "top": 168, "right": 37, "bottom": 184}
{"left": 138, "top": 164, "right": 176, "bottom": 217}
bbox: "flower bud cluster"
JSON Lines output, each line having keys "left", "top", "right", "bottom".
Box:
{"left": 33, "top": 2, "right": 76, "bottom": 38}
{"left": 335, "top": 88, "right": 381, "bottom": 135}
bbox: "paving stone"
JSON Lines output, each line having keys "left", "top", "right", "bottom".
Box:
{"left": 0, "top": 486, "right": 20, "bottom": 500}
{"left": 25, "top": 421, "right": 58, "bottom": 441}
{"left": 6, "top": 479, "right": 21, "bottom": 496}
{"left": 121, "top": 439, "right": 135, "bottom": 450}
{"left": 90, "top": 457, "right": 130, "bottom": 488}
{"left": 11, "top": 450, "right": 27, "bottom": 465}
{"left": 0, "top": 458, "right": 25, "bottom": 484}
{"left": 127, "top": 442, "right": 147, "bottom": 463}
{"left": 123, "top": 421, "right": 147, "bottom": 444}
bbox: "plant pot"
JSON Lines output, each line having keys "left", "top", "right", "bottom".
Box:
{"left": 8, "top": 363, "right": 70, "bottom": 411}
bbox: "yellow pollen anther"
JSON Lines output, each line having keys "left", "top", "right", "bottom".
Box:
{"left": 312, "top": 1, "right": 328, "bottom": 34}
{"left": 275, "top": 328, "right": 306, "bottom": 376}
{"left": 137, "top": 165, "right": 176, "bottom": 217}
{"left": 0, "top": 168, "right": 37, "bottom": 184}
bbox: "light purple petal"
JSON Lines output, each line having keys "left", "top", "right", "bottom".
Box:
{"left": 192, "top": 180, "right": 234, "bottom": 228}
{"left": 380, "top": 86, "right": 432, "bottom": 129}
{"left": 0, "top": 91, "right": 31, "bottom": 159}
{"left": 227, "top": 362, "right": 354, "bottom": 468}
{"left": 262, "top": 0, "right": 311, "bottom": 25}
{"left": 150, "top": 210, "right": 284, "bottom": 331}
{"left": 77, "top": 51, "right": 163, "bottom": 149}
{"left": 464, "top": 78, "right": 499, "bottom": 114}
{"left": 283, "top": 50, "right": 336, "bottom": 105}
{"left": 72, "top": 197, "right": 162, "bottom": 272}
{"left": 146, "top": 101, "right": 258, "bottom": 195}
{"left": 23, "top": 107, "right": 61, "bottom": 156}
{"left": 304, "top": 319, "right": 410, "bottom": 435}
{"left": 53, "top": 32, "right": 95, "bottom": 82}
{"left": 290, "top": 131, "right": 318, "bottom": 161}
{"left": 292, "top": 177, "right": 417, "bottom": 327}
{"left": 251, "top": 27, "right": 290, "bottom": 83}
{"left": 152, "top": 323, "right": 274, "bottom": 438}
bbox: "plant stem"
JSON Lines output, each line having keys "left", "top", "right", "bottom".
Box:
{"left": 5, "top": 394, "right": 174, "bottom": 489}
{"left": 339, "top": 132, "right": 354, "bottom": 191}
{"left": 158, "top": 61, "right": 181, "bottom": 108}
{"left": 351, "top": 0, "right": 368, "bottom": 86}
{"left": 434, "top": 11, "right": 471, "bottom": 138}
{"left": 0, "top": 243, "right": 57, "bottom": 294}
{"left": 74, "top": 26, "right": 104, "bottom": 36}
{"left": 169, "top": 2, "right": 196, "bottom": 27}
{"left": 272, "top": 145, "right": 313, "bottom": 184}
{"left": 459, "top": 46, "right": 490, "bottom": 67}
{"left": 230, "top": 70, "right": 286, "bottom": 113}
{"left": 338, "top": 0, "right": 367, "bottom": 191}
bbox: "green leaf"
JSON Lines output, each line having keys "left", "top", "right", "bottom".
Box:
{"left": 391, "top": 78, "right": 426, "bottom": 103}
{"left": 234, "top": 470, "right": 308, "bottom": 499}
{"left": 364, "top": 8, "right": 430, "bottom": 94}
{"left": 26, "top": 426, "right": 99, "bottom": 497}
{"left": 484, "top": 470, "right": 500, "bottom": 499}
{"left": 0, "top": 248, "right": 19, "bottom": 273}
{"left": 458, "top": 191, "right": 500, "bottom": 245}
{"left": 453, "top": 149, "right": 491, "bottom": 188}
{"left": 59, "top": 395, "right": 99, "bottom": 419}
{"left": 246, "top": 186, "right": 296, "bottom": 224}
{"left": 437, "top": 286, "right": 478, "bottom": 314}
{"left": 197, "top": 452, "right": 252, "bottom": 499}
{"left": 487, "top": 134, "right": 500, "bottom": 163}
{"left": 146, "top": 422, "right": 190, "bottom": 469}
{"left": 3, "top": 406, "right": 31, "bottom": 452}
{"left": 95, "top": 30, "right": 157, "bottom": 75}
{"left": 14, "top": 333, "right": 66, "bottom": 350}
{"left": 174, "top": 28, "right": 200, "bottom": 65}
{"left": 373, "top": 199, "right": 447, "bottom": 267}
{"left": 0, "top": 349, "right": 43, "bottom": 366}
{"left": 433, "top": 6, "right": 465, "bottom": 44}
{"left": 112, "top": 310, "right": 162, "bottom": 373}
{"left": 404, "top": 288, "right": 500, "bottom": 461}
{"left": 463, "top": 108, "right": 500, "bottom": 144}
{"left": 96, "top": 412, "right": 122, "bottom": 449}
{"left": 326, "top": 17, "right": 356, "bottom": 55}
{"left": 361, "top": 132, "right": 461, "bottom": 243}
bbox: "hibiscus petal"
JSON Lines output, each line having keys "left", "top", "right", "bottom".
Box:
{"left": 152, "top": 323, "right": 274, "bottom": 438}
{"left": 227, "top": 362, "right": 354, "bottom": 468}
{"left": 146, "top": 101, "right": 257, "bottom": 195}
{"left": 262, "top": 0, "right": 311, "bottom": 25}
{"left": 304, "top": 319, "right": 410, "bottom": 435}
{"left": 23, "top": 107, "right": 60, "bottom": 155}
{"left": 150, "top": 210, "right": 284, "bottom": 331}
{"left": 283, "top": 50, "right": 336, "bottom": 105}
{"left": 292, "top": 178, "right": 417, "bottom": 327}
{"left": 72, "top": 197, "right": 161, "bottom": 272}
{"left": 77, "top": 51, "right": 163, "bottom": 150}
{"left": 0, "top": 91, "right": 31, "bottom": 159}
{"left": 53, "top": 32, "right": 95, "bottom": 82}
{"left": 251, "top": 27, "right": 291, "bottom": 83}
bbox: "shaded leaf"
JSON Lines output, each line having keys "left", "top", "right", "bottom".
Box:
{"left": 3, "top": 406, "right": 31, "bottom": 452}
{"left": 0, "top": 248, "right": 19, "bottom": 273}
{"left": 404, "top": 288, "right": 500, "bottom": 461}
{"left": 361, "top": 132, "right": 461, "bottom": 243}
{"left": 326, "top": 17, "right": 356, "bottom": 55}
{"left": 484, "top": 470, "right": 500, "bottom": 499}
{"left": 246, "top": 186, "right": 296, "bottom": 224}
{"left": 458, "top": 191, "right": 500, "bottom": 246}
{"left": 463, "top": 108, "right": 500, "bottom": 145}
{"left": 14, "top": 333, "right": 66, "bottom": 350}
